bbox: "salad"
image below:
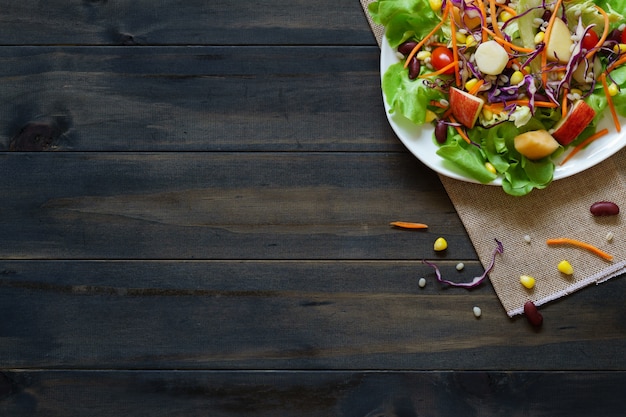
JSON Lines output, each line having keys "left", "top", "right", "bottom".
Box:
{"left": 370, "top": 0, "right": 626, "bottom": 195}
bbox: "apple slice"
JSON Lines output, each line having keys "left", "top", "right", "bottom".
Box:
{"left": 449, "top": 87, "right": 485, "bottom": 129}
{"left": 514, "top": 130, "right": 560, "bottom": 160}
{"left": 546, "top": 18, "right": 573, "bottom": 64}
{"left": 551, "top": 100, "right": 596, "bottom": 145}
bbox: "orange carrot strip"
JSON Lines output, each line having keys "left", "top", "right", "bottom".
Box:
{"left": 390, "top": 221, "right": 429, "bottom": 229}
{"left": 488, "top": 0, "right": 506, "bottom": 42}
{"left": 586, "top": 5, "right": 610, "bottom": 60}
{"left": 430, "top": 100, "right": 449, "bottom": 109}
{"left": 449, "top": 7, "right": 461, "bottom": 87}
{"left": 418, "top": 61, "right": 458, "bottom": 78}
{"left": 483, "top": 28, "right": 535, "bottom": 53}
{"left": 546, "top": 238, "right": 614, "bottom": 261}
{"left": 542, "top": 0, "right": 563, "bottom": 86}
{"left": 474, "top": 0, "right": 489, "bottom": 42}
{"left": 600, "top": 73, "right": 621, "bottom": 133}
{"left": 498, "top": 3, "right": 517, "bottom": 16}
{"left": 468, "top": 79, "right": 485, "bottom": 95}
{"left": 404, "top": 1, "right": 452, "bottom": 69}
{"left": 561, "top": 87, "right": 569, "bottom": 119}
{"left": 559, "top": 128, "right": 609, "bottom": 166}
{"left": 448, "top": 115, "right": 472, "bottom": 144}
{"left": 482, "top": 100, "right": 558, "bottom": 113}
{"left": 608, "top": 54, "right": 626, "bottom": 73}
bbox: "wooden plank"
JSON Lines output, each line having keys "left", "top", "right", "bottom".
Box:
{"left": 1, "top": 261, "right": 625, "bottom": 370}
{"left": 1, "top": 0, "right": 375, "bottom": 46}
{"left": 0, "top": 152, "right": 469, "bottom": 260}
{"left": 0, "top": 46, "right": 397, "bottom": 152}
{"left": 1, "top": 370, "right": 625, "bottom": 416}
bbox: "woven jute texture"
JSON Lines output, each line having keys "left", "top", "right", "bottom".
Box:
{"left": 361, "top": 0, "right": 626, "bottom": 316}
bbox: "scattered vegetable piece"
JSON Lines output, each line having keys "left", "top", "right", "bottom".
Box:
{"left": 520, "top": 275, "right": 536, "bottom": 290}
{"left": 523, "top": 301, "right": 543, "bottom": 327}
{"left": 390, "top": 221, "right": 429, "bottom": 229}
{"left": 433, "top": 237, "right": 448, "bottom": 251}
{"left": 524, "top": 235, "right": 531, "bottom": 244}
{"left": 418, "top": 277, "right": 427, "bottom": 288}
{"left": 473, "top": 306, "right": 482, "bottom": 318}
{"left": 589, "top": 201, "right": 620, "bottom": 217}
{"left": 557, "top": 260, "right": 574, "bottom": 276}
{"left": 456, "top": 262, "right": 464, "bottom": 271}
{"left": 423, "top": 239, "right": 503, "bottom": 288}
{"left": 606, "top": 232, "right": 614, "bottom": 242}
{"left": 546, "top": 238, "right": 613, "bottom": 261}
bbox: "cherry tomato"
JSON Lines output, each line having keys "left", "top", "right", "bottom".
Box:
{"left": 622, "top": 29, "right": 626, "bottom": 44}
{"left": 431, "top": 46, "right": 455, "bottom": 75}
{"left": 581, "top": 30, "right": 599, "bottom": 51}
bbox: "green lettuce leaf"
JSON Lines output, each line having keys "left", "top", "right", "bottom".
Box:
{"left": 368, "top": 0, "right": 441, "bottom": 47}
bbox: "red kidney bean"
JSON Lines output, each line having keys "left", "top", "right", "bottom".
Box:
{"left": 435, "top": 120, "right": 448, "bottom": 144}
{"left": 523, "top": 301, "right": 543, "bottom": 327}
{"left": 408, "top": 57, "right": 421, "bottom": 80}
{"left": 398, "top": 41, "right": 418, "bottom": 56}
{"left": 590, "top": 201, "right": 620, "bottom": 216}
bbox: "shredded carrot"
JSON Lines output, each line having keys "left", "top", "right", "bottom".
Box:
{"left": 600, "top": 73, "right": 621, "bottom": 133}
{"left": 404, "top": 1, "right": 452, "bottom": 69}
{"left": 608, "top": 54, "right": 626, "bottom": 73}
{"left": 449, "top": 7, "right": 461, "bottom": 87}
{"left": 468, "top": 79, "right": 485, "bottom": 95}
{"left": 561, "top": 87, "right": 569, "bottom": 119}
{"left": 546, "top": 238, "right": 614, "bottom": 261}
{"left": 430, "top": 100, "right": 449, "bottom": 109}
{"left": 498, "top": 3, "right": 517, "bottom": 16}
{"left": 586, "top": 5, "right": 610, "bottom": 60}
{"left": 474, "top": 0, "right": 489, "bottom": 42}
{"left": 482, "top": 28, "right": 535, "bottom": 53}
{"left": 482, "top": 100, "right": 558, "bottom": 113}
{"left": 488, "top": 0, "right": 505, "bottom": 41}
{"left": 541, "top": 0, "right": 563, "bottom": 86}
{"left": 390, "top": 221, "right": 429, "bottom": 229}
{"left": 418, "top": 61, "right": 458, "bottom": 78}
{"left": 559, "top": 128, "right": 609, "bottom": 165}
{"left": 448, "top": 115, "right": 472, "bottom": 144}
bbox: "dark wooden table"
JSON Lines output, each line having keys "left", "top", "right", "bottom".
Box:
{"left": 1, "top": 1, "right": 625, "bottom": 415}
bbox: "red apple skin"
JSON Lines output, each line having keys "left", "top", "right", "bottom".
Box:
{"left": 552, "top": 100, "right": 596, "bottom": 145}
{"left": 449, "top": 87, "right": 485, "bottom": 129}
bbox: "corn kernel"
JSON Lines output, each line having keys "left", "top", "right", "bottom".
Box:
{"left": 485, "top": 161, "right": 497, "bottom": 175}
{"left": 520, "top": 275, "right": 535, "bottom": 289}
{"left": 510, "top": 70, "right": 524, "bottom": 85}
{"left": 534, "top": 32, "right": 545, "bottom": 44}
{"left": 608, "top": 82, "right": 620, "bottom": 97}
{"left": 482, "top": 108, "right": 494, "bottom": 121}
{"left": 429, "top": 0, "right": 443, "bottom": 12}
{"left": 499, "top": 11, "right": 514, "bottom": 23}
{"left": 425, "top": 109, "right": 438, "bottom": 123}
{"left": 523, "top": 66, "right": 532, "bottom": 73}
{"left": 455, "top": 32, "right": 467, "bottom": 44}
{"left": 465, "top": 35, "right": 477, "bottom": 48}
{"left": 434, "top": 237, "right": 448, "bottom": 251}
{"left": 557, "top": 260, "right": 574, "bottom": 275}
{"left": 569, "top": 88, "right": 583, "bottom": 97}
{"left": 416, "top": 51, "right": 432, "bottom": 61}
{"left": 613, "top": 43, "right": 626, "bottom": 54}
{"left": 465, "top": 78, "right": 479, "bottom": 92}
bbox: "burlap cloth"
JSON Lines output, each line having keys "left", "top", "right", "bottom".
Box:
{"left": 360, "top": 0, "right": 626, "bottom": 316}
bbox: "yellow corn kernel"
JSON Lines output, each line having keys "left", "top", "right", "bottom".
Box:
{"left": 482, "top": 108, "right": 494, "bottom": 121}
{"left": 608, "top": 82, "right": 620, "bottom": 97}
{"left": 523, "top": 65, "right": 532, "bottom": 73}
{"left": 613, "top": 43, "right": 626, "bottom": 54}
{"left": 465, "top": 35, "right": 477, "bottom": 48}
{"left": 534, "top": 31, "right": 545, "bottom": 44}
{"left": 520, "top": 275, "right": 536, "bottom": 289}
{"left": 425, "top": 109, "right": 438, "bottom": 123}
{"left": 434, "top": 237, "right": 448, "bottom": 252}
{"left": 569, "top": 88, "right": 583, "bottom": 97}
{"left": 416, "top": 50, "right": 432, "bottom": 61}
{"left": 465, "top": 78, "right": 479, "bottom": 92}
{"left": 429, "top": 0, "right": 443, "bottom": 12}
{"left": 455, "top": 32, "right": 468, "bottom": 44}
{"left": 499, "top": 11, "right": 514, "bottom": 23}
{"left": 510, "top": 70, "right": 524, "bottom": 85}
{"left": 557, "top": 260, "right": 574, "bottom": 275}
{"left": 485, "top": 162, "right": 497, "bottom": 175}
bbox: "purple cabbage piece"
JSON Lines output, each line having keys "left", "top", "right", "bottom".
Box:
{"left": 423, "top": 239, "right": 503, "bottom": 288}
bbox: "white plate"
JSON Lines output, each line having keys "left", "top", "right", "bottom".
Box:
{"left": 380, "top": 34, "right": 626, "bottom": 185}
